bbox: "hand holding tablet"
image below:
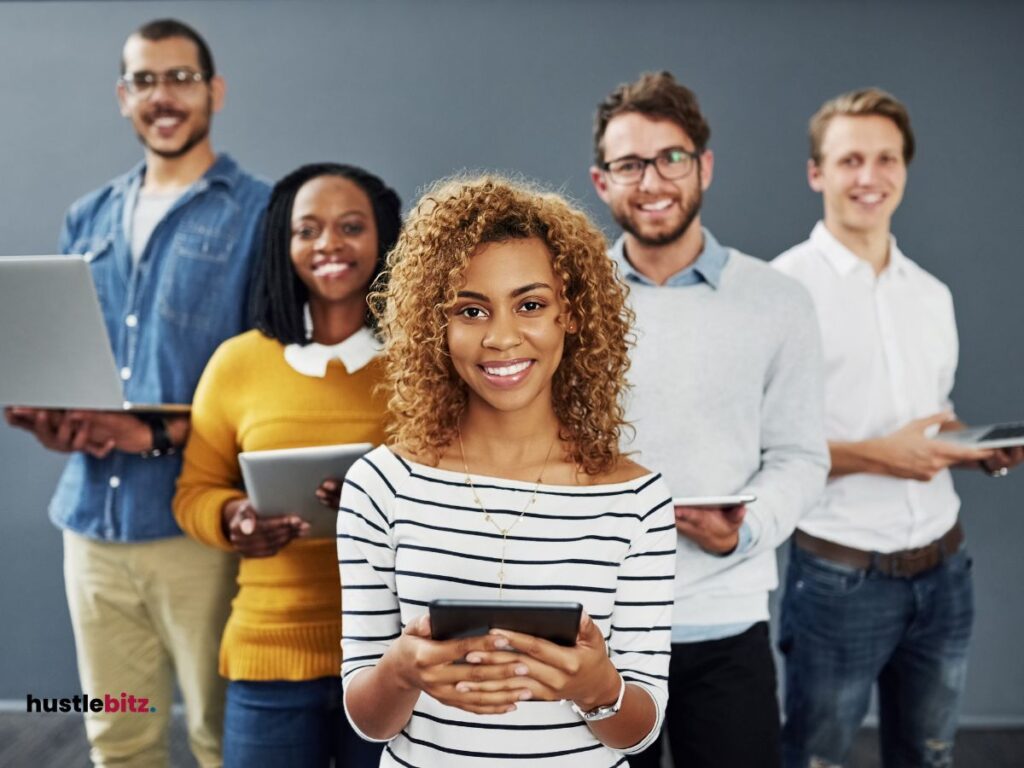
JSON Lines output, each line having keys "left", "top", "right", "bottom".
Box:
{"left": 672, "top": 495, "right": 754, "bottom": 555}
{"left": 239, "top": 442, "right": 372, "bottom": 538}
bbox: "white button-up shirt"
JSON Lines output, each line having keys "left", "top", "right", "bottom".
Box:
{"left": 774, "top": 222, "right": 960, "bottom": 552}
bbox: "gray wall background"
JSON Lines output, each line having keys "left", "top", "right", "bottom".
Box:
{"left": 1, "top": 0, "right": 1022, "bottom": 722}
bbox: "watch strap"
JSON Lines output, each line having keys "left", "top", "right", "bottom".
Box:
{"left": 570, "top": 673, "right": 625, "bottom": 722}
{"left": 139, "top": 415, "right": 175, "bottom": 458}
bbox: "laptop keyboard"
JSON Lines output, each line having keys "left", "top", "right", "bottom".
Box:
{"left": 980, "top": 424, "right": 1024, "bottom": 441}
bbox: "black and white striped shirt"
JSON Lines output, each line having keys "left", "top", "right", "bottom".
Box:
{"left": 338, "top": 446, "right": 675, "bottom": 767}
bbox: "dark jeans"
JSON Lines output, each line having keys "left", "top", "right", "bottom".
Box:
{"left": 779, "top": 542, "right": 974, "bottom": 768}
{"left": 223, "top": 677, "right": 385, "bottom": 768}
{"left": 628, "top": 622, "right": 781, "bottom": 768}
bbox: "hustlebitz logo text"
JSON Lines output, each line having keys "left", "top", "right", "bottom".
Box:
{"left": 26, "top": 692, "right": 156, "bottom": 714}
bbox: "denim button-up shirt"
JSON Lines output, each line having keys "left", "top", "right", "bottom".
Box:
{"left": 50, "top": 154, "right": 270, "bottom": 541}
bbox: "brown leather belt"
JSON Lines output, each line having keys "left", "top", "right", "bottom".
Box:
{"left": 794, "top": 523, "right": 964, "bottom": 578}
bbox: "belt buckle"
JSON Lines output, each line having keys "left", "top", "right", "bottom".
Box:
{"left": 892, "top": 544, "right": 933, "bottom": 577}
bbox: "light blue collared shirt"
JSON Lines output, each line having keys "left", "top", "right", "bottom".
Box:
{"left": 613, "top": 229, "right": 756, "bottom": 644}
{"left": 612, "top": 227, "right": 729, "bottom": 289}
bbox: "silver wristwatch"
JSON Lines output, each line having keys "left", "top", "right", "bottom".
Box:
{"left": 570, "top": 674, "right": 626, "bottom": 722}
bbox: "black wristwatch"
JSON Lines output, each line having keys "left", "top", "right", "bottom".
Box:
{"left": 139, "top": 415, "right": 176, "bottom": 459}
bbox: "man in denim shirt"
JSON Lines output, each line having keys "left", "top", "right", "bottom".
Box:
{"left": 5, "top": 19, "right": 269, "bottom": 767}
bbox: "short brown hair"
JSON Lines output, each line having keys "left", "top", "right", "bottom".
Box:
{"left": 809, "top": 87, "right": 915, "bottom": 165}
{"left": 370, "top": 175, "right": 634, "bottom": 475}
{"left": 593, "top": 71, "right": 710, "bottom": 164}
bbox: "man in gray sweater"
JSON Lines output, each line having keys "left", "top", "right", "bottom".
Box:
{"left": 589, "top": 71, "right": 830, "bottom": 768}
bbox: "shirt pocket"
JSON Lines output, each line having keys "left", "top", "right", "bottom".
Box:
{"left": 157, "top": 201, "right": 242, "bottom": 333}
{"left": 68, "top": 233, "right": 114, "bottom": 263}
{"left": 69, "top": 234, "right": 117, "bottom": 307}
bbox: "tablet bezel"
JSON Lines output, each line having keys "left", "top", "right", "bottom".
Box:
{"left": 429, "top": 599, "right": 583, "bottom": 647}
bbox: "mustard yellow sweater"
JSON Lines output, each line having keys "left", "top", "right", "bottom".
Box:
{"left": 173, "top": 329, "right": 386, "bottom": 681}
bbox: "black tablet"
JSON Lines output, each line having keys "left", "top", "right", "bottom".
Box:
{"left": 429, "top": 599, "right": 582, "bottom": 647}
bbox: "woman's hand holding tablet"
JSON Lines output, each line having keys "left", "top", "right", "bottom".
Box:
{"left": 459, "top": 612, "right": 624, "bottom": 716}
{"left": 221, "top": 497, "right": 309, "bottom": 558}
{"left": 380, "top": 614, "right": 535, "bottom": 716}
{"left": 395, "top": 601, "right": 623, "bottom": 718}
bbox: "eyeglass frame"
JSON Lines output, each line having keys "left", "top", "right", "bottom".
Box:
{"left": 599, "top": 146, "right": 704, "bottom": 185}
{"left": 117, "top": 68, "right": 211, "bottom": 98}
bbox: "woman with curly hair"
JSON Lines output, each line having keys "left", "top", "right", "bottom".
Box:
{"left": 338, "top": 176, "right": 676, "bottom": 766}
{"left": 174, "top": 163, "right": 398, "bottom": 767}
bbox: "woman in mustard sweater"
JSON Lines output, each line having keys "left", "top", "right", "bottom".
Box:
{"left": 173, "top": 163, "right": 400, "bottom": 767}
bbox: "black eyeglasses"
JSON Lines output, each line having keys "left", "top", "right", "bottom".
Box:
{"left": 600, "top": 147, "right": 702, "bottom": 185}
{"left": 119, "top": 68, "right": 209, "bottom": 98}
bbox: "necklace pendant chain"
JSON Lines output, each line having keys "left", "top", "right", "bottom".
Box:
{"left": 458, "top": 427, "right": 557, "bottom": 599}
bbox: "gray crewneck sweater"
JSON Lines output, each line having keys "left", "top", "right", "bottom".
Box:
{"left": 613, "top": 234, "right": 829, "bottom": 627}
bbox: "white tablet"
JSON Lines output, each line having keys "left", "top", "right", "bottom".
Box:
{"left": 238, "top": 443, "right": 373, "bottom": 538}
{"left": 672, "top": 494, "right": 756, "bottom": 508}
{"left": 934, "top": 422, "right": 1024, "bottom": 450}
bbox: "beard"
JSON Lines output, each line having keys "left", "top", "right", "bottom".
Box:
{"left": 614, "top": 184, "right": 703, "bottom": 248}
{"left": 135, "top": 95, "right": 212, "bottom": 159}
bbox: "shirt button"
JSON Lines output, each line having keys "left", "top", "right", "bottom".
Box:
{"left": 125, "top": 314, "right": 138, "bottom": 328}
{"left": 120, "top": 367, "right": 131, "bottom": 381}
{"left": 109, "top": 476, "right": 121, "bottom": 489}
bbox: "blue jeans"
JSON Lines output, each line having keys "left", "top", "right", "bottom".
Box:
{"left": 223, "top": 677, "right": 385, "bottom": 768}
{"left": 779, "top": 541, "right": 974, "bottom": 768}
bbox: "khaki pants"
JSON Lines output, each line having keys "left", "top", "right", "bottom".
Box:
{"left": 63, "top": 530, "right": 237, "bottom": 768}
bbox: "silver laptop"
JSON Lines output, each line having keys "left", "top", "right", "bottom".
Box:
{"left": 239, "top": 443, "right": 373, "bottom": 538}
{"left": 938, "top": 422, "right": 1024, "bottom": 450}
{"left": 0, "top": 255, "right": 188, "bottom": 413}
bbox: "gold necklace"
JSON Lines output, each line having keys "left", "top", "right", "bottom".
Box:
{"left": 457, "top": 428, "right": 557, "bottom": 598}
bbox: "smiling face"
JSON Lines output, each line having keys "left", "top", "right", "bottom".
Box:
{"left": 446, "top": 237, "right": 570, "bottom": 417}
{"left": 592, "top": 112, "right": 713, "bottom": 247}
{"left": 809, "top": 114, "right": 907, "bottom": 239}
{"left": 117, "top": 35, "right": 223, "bottom": 160}
{"left": 289, "top": 175, "right": 379, "bottom": 311}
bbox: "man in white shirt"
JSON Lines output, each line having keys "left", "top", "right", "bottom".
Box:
{"left": 774, "top": 88, "right": 1024, "bottom": 768}
{"left": 591, "top": 71, "right": 830, "bottom": 768}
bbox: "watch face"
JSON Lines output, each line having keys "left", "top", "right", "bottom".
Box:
{"left": 582, "top": 706, "right": 619, "bottom": 721}
{"left": 571, "top": 700, "right": 621, "bottom": 721}
{"left": 572, "top": 675, "right": 626, "bottom": 721}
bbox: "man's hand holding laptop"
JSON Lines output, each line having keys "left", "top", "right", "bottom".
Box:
{"left": 4, "top": 407, "right": 186, "bottom": 459}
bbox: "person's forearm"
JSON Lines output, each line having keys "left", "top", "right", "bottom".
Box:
{"left": 167, "top": 415, "right": 191, "bottom": 448}
{"left": 828, "top": 439, "right": 890, "bottom": 478}
{"left": 586, "top": 684, "right": 657, "bottom": 751}
{"left": 345, "top": 657, "right": 421, "bottom": 740}
{"left": 740, "top": 450, "right": 829, "bottom": 556}
{"left": 172, "top": 442, "right": 242, "bottom": 550}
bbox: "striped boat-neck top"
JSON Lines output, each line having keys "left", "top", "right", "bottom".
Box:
{"left": 338, "top": 445, "right": 676, "bottom": 767}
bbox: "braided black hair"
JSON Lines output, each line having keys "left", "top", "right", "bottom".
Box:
{"left": 250, "top": 163, "right": 401, "bottom": 344}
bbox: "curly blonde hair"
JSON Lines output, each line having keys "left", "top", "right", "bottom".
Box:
{"left": 370, "top": 175, "right": 634, "bottom": 475}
